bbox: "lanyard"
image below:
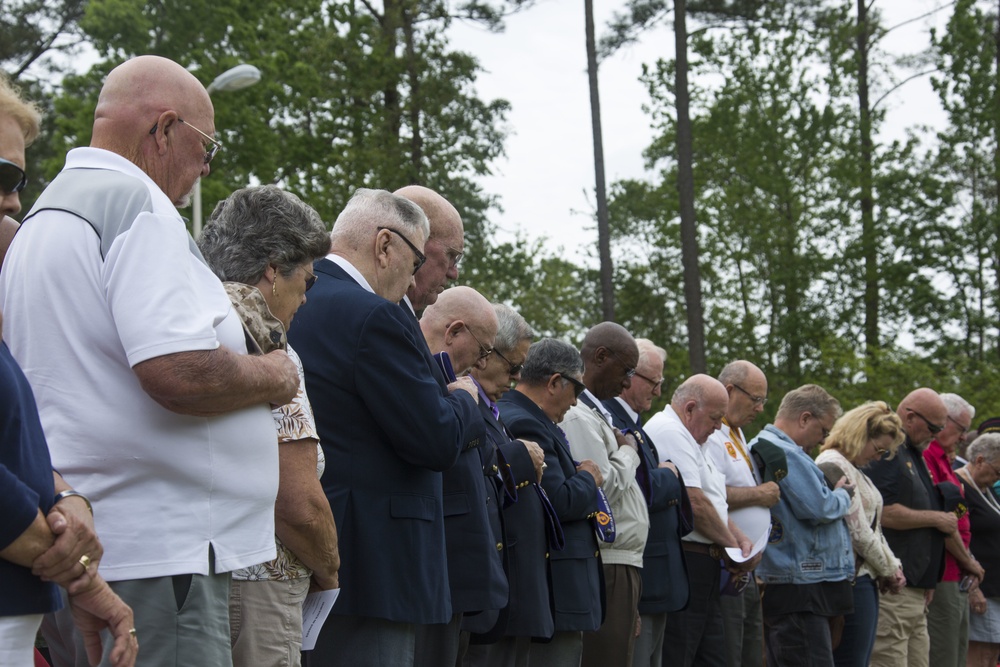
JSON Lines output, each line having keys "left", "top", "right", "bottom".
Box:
{"left": 723, "top": 417, "right": 757, "bottom": 481}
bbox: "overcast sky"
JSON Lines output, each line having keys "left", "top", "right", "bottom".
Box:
{"left": 448, "top": 0, "right": 952, "bottom": 264}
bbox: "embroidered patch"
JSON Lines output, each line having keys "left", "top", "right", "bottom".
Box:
{"left": 800, "top": 561, "right": 823, "bottom": 572}
{"left": 596, "top": 511, "right": 611, "bottom": 526}
{"left": 725, "top": 441, "right": 737, "bottom": 459}
{"left": 768, "top": 517, "right": 783, "bottom": 543}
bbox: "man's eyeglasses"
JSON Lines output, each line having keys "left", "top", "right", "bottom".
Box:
{"left": 465, "top": 325, "right": 494, "bottom": 361}
{"left": 907, "top": 408, "right": 944, "bottom": 435}
{"left": 947, "top": 415, "right": 972, "bottom": 438}
{"left": 608, "top": 349, "right": 636, "bottom": 380}
{"left": 149, "top": 119, "right": 223, "bottom": 164}
{"left": 559, "top": 373, "right": 586, "bottom": 398}
{"left": 493, "top": 347, "right": 523, "bottom": 376}
{"left": 0, "top": 158, "right": 27, "bottom": 196}
{"left": 732, "top": 383, "right": 768, "bottom": 407}
{"left": 429, "top": 237, "right": 464, "bottom": 270}
{"left": 377, "top": 226, "right": 427, "bottom": 274}
{"left": 634, "top": 370, "right": 664, "bottom": 389}
{"left": 303, "top": 267, "right": 318, "bottom": 292}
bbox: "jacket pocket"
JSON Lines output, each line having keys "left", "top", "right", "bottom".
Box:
{"left": 443, "top": 492, "right": 471, "bottom": 517}
{"left": 390, "top": 493, "right": 437, "bottom": 521}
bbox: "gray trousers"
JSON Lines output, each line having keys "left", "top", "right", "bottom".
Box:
{"left": 720, "top": 576, "right": 764, "bottom": 667}
{"left": 43, "top": 570, "right": 232, "bottom": 667}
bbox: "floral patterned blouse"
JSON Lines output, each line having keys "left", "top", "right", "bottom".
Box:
{"left": 233, "top": 345, "right": 324, "bottom": 582}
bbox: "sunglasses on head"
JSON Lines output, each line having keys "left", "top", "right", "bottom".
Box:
{"left": 0, "top": 158, "right": 27, "bottom": 196}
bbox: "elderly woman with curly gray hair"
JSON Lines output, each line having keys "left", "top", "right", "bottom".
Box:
{"left": 955, "top": 432, "right": 1000, "bottom": 667}
{"left": 198, "top": 185, "right": 338, "bottom": 667}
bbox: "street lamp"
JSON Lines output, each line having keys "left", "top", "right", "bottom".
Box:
{"left": 191, "top": 64, "right": 262, "bottom": 238}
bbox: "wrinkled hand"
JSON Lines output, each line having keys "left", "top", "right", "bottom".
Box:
{"left": 658, "top": 461, "right": 678, "bottom": 476}
{"left": 264, "top": 349, "right": 300, "bottom": 407}
{"left": 613, "top": 429, "right": 637, "bottom": 452}
{"left": 834, "top": 476, "right": 855, "bottom": 497}
{"left": 889, "top": 567, "right": 907, "bottom": 594}
{"left": 33, "top": 498, "right": 103, "bottom": 589}
{"left": 310, "top": 572, "right": 339, "bottom": 593}
{"left": 576, "top": 459, "right": 604, "bottom": 487}
{"left": 970, "top": 588, "right": 988, "bottom": 615}
{"left": 521, "top": 440, "right": 546, "bottom": 484}
{"left": 69, "top": 576, "right": 138, "bottom": 667}
{"left": 966, "top": 559, "right": 985, "bottom": 585}
{"left": 756, "top": 481, "right": 781, "bottom": 508}
{"left": 447, "top": 376, "right": 479, "bottom": 403}
{"left": 934, "top": 511, "right": 958, "bottom": 535}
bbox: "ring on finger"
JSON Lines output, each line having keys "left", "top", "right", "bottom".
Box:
{"left": 79, "top": 554, "right": 91, "bottom": 569}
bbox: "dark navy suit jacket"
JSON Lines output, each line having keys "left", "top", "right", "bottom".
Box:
{"left": 498, "top": 390, "right": 605, "bottom": 632}
{"left": 603, "top": 397, "right": 693, "bottom": 613}
{"left": 287, "top": 259, "right": 482, "bottom": 624}
{"left": 475, "top": 397, "right": 555, "bottom": 639}
{"left": 396, "top": 305, "right": 508, "bottom": 624}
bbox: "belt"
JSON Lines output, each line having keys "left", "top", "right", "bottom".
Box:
{"left": 682, "top": 541, "right": 724, "bottom": 560}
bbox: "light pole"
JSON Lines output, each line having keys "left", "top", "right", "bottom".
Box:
{"left": 191, "top": 64, "right": 262, "bottom": 238}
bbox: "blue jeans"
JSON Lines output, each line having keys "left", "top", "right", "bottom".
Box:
{"left": 833, "top": 575, "right": 879, "bottom": 667}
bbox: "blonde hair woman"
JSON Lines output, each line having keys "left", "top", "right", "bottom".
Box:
{"left": 815, "top": 401, "right": 907, "bottom": 667}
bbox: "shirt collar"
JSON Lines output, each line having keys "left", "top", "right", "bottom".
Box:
{"left": 581, "top": 388, "right": 613, "bottom": 426}
{"left": 614, "top": 396, "right": 639, "bottom": 423}
{"left": 327, "top": 254, "right": 374, "bottom": 294}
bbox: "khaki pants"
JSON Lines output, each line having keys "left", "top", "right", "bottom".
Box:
{"left": 230, "top": 577, "right": 310, "bottom": 667}
{"left": 870, "top": 587, "right": 929, "bottom": 667}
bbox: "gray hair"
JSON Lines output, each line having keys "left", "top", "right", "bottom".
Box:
{"left": 199, "top": 185, "right": 330, "bottom": 284}
{"left": 331, "top": 188, "right": 429, "bottom": 251}
{"left": 940, "top": 393, "right": 976, "bottom": 422}
{"left": 519, "top": 338, "right": 583, "bottom": 386}
{"left": 775, "top": 384, "right": 842, "bottom": 422}
{"left": 967, "top": 433, "right": 1000, "bottom": 464}
{"left": 493, "top": 304, "right": 534, "bottom": 355}
{"left": 635, "top": 338, "right": 666, "bottom": 366}
{"left": 718, "top": 361, "right": 749, "bottom": 387}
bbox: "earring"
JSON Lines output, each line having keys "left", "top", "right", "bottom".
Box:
{"left": 272, "top": 278, "right": 278, "bottom": 297}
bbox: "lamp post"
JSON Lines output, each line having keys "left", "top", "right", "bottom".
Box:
{"left": 191, "top": 64, "right": 262, "bottom": 238}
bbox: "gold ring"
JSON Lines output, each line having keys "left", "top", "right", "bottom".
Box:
{"left": 541, "top": 462, "right": 548, "bottom": 470}
{"left": 129, "top": 628, "right": 137, "bottom": 638}
{"left": 79, "top": 554, "right": 91, "bottom": 569}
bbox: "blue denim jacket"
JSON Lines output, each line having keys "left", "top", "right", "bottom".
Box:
{"left": 751, "top": 425, "right": 854, "bottom": 584}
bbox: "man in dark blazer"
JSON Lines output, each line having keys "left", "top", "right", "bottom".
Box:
{"left": 498, "top": 339, "right": 606, "bottom": 667}
{"left": 603, "top": 339, "right": 692, "bottom": 667}
{"left": 464, "top": 304, "right": 551, "bottom": 667}
{"left": 413, "top": 286, "right": 505, "bottom": 666}
{"left": 289, "top": 188, "right": 484, "bottom": 667}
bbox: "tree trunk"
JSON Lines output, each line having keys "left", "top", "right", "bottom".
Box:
{"left": 994, "top": 0, "right": 1000, "bottom": 361}
{"left": 585, "top": 0, "right": 615, "bottom": 321}
{"left": 674, "top": 0, "right": 707, "bottom": 373}
{"left": 857, "top": 0, "right": 878, "bottom": 366}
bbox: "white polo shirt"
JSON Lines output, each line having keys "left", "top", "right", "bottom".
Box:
{"left": 644, "top": 406, "right": 728, "bottom": 544}
{"left": 0, "top": 148, "right": 277, "bottom": 581}
{"left": 705, "top": 421, "right": 760, "bottom": 489}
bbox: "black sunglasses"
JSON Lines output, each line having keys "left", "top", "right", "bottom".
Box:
{"left": 303, "top": 267, "right": 317, "bottom": 292}
{"left": 377, "top": 226, "right": 427, "bottom": 275}
{"left": 907, "top": 408, "right": 944, "bottom": 435}
{"left": 0, "top": 158, "right": 27, "bottom": 196}
{"left": 493, "top": 347, "right": 523, "bottom": 376}
{"left": 559, "top": 373, "right": 586, "bottom": 398}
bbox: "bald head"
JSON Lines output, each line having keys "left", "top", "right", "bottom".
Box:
{"left": 670, "top": 374, "right": 729, "bottom": 444}
{"left": 395, "top": 185, "right": 464, "bottom": 312}
{"left": 92, "top": 56, "right": 214, "bottom": 206}
{"left": 579, "top": 321, "right": 639, "bottom": 400}
{"left": 718, "top": 360, "right": 768, "bottom": 429}
{"left": 897, "top": 387, "right": 948, "bottom": 449}
{"left": 420, "top": 286, "right": 498, "bottom": 374}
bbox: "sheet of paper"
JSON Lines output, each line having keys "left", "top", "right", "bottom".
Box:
{"left": 301, "top": 588, "right": 340, "bottom": 651}
{"left": 723, "top": 505, "right": 772, "bottom": 563}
